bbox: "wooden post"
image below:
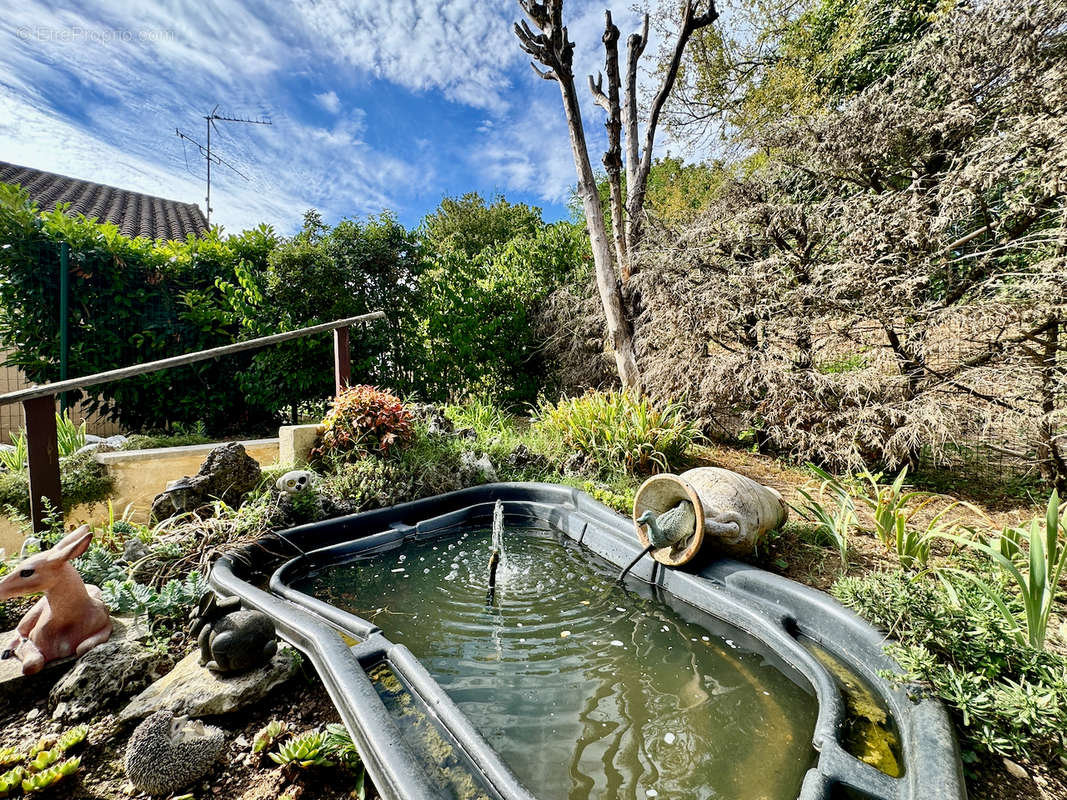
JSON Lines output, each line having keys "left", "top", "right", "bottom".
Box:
{"left": 333, "top": 326, "right": 351, "bottom": 396}
{"left": 23, "top": 395, "right": 62, "bottom": 532}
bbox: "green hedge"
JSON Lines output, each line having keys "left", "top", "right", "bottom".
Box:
{"left": 0, "top": 182, "right": 278, "bottom": 434}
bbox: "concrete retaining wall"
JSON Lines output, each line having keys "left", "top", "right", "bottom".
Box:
{"left": 0, "top": 438, "right": 283, "bottom": 556}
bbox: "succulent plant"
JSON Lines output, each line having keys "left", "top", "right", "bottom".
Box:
{"left": 27, "top": 747, "right": 62, "bottom": 773}
{"left": 57, "top": 725, "right": 89, "bottom": 753}
{"left": 0, "top": 766, "right": 26, "bottom": 798}
{"left": 269, "top": 730, "right": 334, "bottom": 769}
{"left": 0, "top": 749, "right": 19, "bottom": 769}
{"left": 27, "top": 737, "right": 55, "bottom": 757}
{"left": 21, "top": 757, "right": 80, "bottom": 793}
{"left": 252, "top": 720, "right": 288, "bottom": 754}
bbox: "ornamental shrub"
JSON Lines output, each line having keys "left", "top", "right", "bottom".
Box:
{"left": 314, "top": 386, "right": 414, "bottom": 461}
{"left": 534, "top": 390, "right": 701, "bottom": 476}
{"left": 832, "top": 566, "right": 1067, "bottom": 763}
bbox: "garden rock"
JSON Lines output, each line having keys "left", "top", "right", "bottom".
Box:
{"left": 49, "top": 616, "right": 164, "bottom": 722}
{"left": 460, "top": 450, "right": 497, "bottom": 482}
{"left": 505, "top": 443, "right": 547, "bottom": 471}
{"left": 410, "top": 403, "right": 454, "bottom": 436}
{"left": 120, "top": 537, "right": 151, "bottom": 565}
{"left": 562, "top": 452, "right": 590, "bottom": 476}
{"left": 125, "top": 709, "right": 225, "bottom": 796}
{"left": 120, "top": 644, "right": 298, "bottom": 722}
{"left": 77, "top": 435, "right": 129, "bottom": 456}
{"left": 150, "top": 442, "right": 261, "bottom": 521}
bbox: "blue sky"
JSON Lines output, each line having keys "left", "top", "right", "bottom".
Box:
{"left": 0, "top": 0, "right": 672, "bottom": 235}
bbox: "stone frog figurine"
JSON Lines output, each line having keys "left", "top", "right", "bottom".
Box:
{"left": 0, "top": 525, "right": 113, "bottom": 675}
{"left": 189, "top": 593, "right": 277, "bottom": 674}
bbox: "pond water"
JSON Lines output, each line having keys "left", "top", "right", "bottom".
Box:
{"left": 296, "top": 525, "right": 818, "bottom": 800}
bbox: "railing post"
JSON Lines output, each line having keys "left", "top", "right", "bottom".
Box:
{"left": 23, "top": 395, "right": 62, "bottom": 532}
{"left": 333, "top": 325, "right": 351, "bottom": 396}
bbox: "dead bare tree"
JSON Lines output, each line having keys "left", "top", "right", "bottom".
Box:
{"left": 515, "top": 1, "right": 718, "bottom": 392}
{"left": 589, "top": 4, "right": 719, "bottom": 281}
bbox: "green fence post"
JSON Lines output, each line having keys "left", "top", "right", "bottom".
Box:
{"left": 59, "top": 242, "right": 70, "bottom": 415}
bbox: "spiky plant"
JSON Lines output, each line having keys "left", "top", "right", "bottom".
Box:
{"left": 269, "top": 731, "right": 333, "bottom": 769}
{"left": 57, "top": 725, "right": 88, "bottom": 753}
{"left": 0, "top": 766, "right": 26, "bottom": 797}
{"left": 21, "top": 757, "right": 79, "bottom": 793}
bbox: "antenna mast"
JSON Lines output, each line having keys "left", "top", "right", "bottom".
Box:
{"left": 176, "top": 104, "right": 272, "bottom": 226}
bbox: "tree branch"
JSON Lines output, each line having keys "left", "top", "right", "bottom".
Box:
{"left": 626, "top": 2, "right": 719, "bottom": 262}
{"left": 588, "top": 73, "right": 609, "bottom": 110}
{"left": 591, "top": 10, "right": 629, "bottom": 277}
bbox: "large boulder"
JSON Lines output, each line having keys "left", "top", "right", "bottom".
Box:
{"left": 120, "top": 645, "right": 299, "bottom": 722}
{"left": 150, "top": 442, "right": 262, "bottom": 521}
{"left": 49, "top": 617, "right": 166, "bottom": 722}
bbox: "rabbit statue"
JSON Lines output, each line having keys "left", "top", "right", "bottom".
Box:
{"left": 0, "top": 525, "right": 113, "bottom": 675}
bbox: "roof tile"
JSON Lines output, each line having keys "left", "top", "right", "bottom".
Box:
{"left": 0, "top": 161, "right": 207, "bottom": 241}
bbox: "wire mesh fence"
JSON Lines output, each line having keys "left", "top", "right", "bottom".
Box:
{"left": 0, "top": 351, "right": 123, "bottom": 443}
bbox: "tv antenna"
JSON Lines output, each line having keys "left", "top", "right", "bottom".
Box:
{"left": 175, "top": 105, "right": 272, "bottom": 226}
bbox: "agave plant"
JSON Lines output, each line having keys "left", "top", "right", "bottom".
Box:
{"left": 269, "top": 730, "right": 333, "bottom": 769}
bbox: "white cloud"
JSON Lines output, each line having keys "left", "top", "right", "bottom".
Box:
{"left": 315, "top": 90, "right": 341, "bottom": 114}
{"left": 0, "top": 0, "right": 698, "bottom": 232}
{"left": 291, "top": 0, "right": 522, "bottom": 112}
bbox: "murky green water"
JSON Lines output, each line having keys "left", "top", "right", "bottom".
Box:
{"left": 297, "top": 525, "right": 818, "bottom": 800}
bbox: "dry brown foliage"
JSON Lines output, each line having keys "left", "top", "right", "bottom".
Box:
{"left": 547, "top": 0, "right": 1067, "bottom": 488}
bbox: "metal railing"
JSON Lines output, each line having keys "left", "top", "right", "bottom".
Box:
{"left": 0, "top": 311, "right": 385, "bottom": 531}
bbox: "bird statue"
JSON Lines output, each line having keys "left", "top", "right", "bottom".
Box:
{"left": 618, "top": 500, "right": 699, "bottom": 583}
{"left": 636, "top": 500, "right": 697, "bottom": 549}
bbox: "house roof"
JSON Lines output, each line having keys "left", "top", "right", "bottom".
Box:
{"left": 0, "top": 161, "right": 208, "bottom": 241}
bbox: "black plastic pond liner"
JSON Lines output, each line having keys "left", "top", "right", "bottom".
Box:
{"left": 209, "top": 482, "right": 967, "bottom": 800}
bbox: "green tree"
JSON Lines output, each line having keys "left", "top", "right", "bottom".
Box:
{"left": 665, "top": 0, "right": 953, "bottom": 146}
{"left": 417, "top": 213, "right": 588, "bottom": 406}
{"left": 220, "top": 211, "right": 423, "bottom": 420}
{"left": 421, "top": 193, "right": 543, "bottom": 260}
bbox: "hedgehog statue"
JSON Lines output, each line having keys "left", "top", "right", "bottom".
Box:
{"left": 125, "top": 710, "right": 225, "bottom": 796}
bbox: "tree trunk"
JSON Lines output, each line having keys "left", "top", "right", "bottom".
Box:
{"left": 515, "top": 1, "right": 641, "bottom": 392}
{"left": 589, "top": 13, "right": 630, "bottom": 279}
{"left": 557, "top": 71, "right": 642, "bottom": 392}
